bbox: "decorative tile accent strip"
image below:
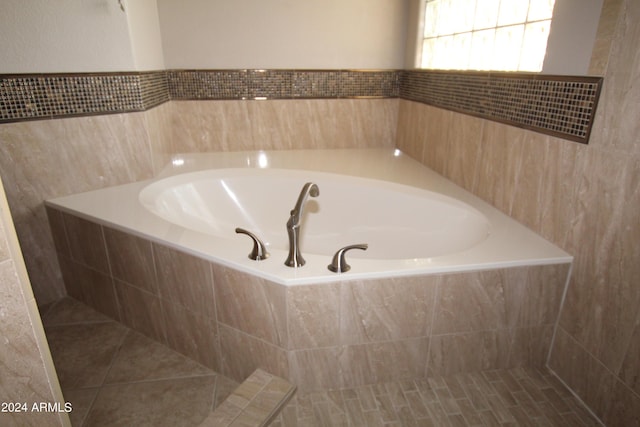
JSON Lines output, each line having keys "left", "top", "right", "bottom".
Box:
{"left": 167, "top": 69, "right": 400, "bottom": 100}
{"left": 400, "top": 70, "right": 603, "bottom": 143}
{"left": 0, "top": 71, "right": 168, "bottom": 123}
{"left": 1, "top": 68, "right": 602, "bottom": 143}
{"left": 167, "top": 70, "right": 247, "bottom": 100}
{"left": 138, "top": 71, "right": 170, "bottom": 109}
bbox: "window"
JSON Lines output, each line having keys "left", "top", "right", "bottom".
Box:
{"left": 418, "top": 0, "right": 556, "bottom": 72}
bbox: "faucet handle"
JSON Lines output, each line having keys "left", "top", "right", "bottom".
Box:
{"left": 328, "top": 244, "right": 368, "bottom": 273}
{"left": 235, "top": 228, "right": 270, "bottom": 261}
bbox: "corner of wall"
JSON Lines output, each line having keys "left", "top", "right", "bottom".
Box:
{"left": 0, "top": 176, "right": 70, "bottom": 426}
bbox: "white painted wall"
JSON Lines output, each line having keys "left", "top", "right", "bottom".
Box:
{"left": 0, "top": 0, "right": 164, "bottom": 73}
{"left": 543, "top": 0, "right": 604, "bottom": 75}
{"left": 0, "top": 0, "right": 600, "bottom": 74}
{"left": 157, "top": 0, "right": 410, "bottom": 69}
{"left": 124, "top": 0, "right": 166, "bottom": 70}
{"left": 0, "top": 0, "right": 133, "bottom": 73}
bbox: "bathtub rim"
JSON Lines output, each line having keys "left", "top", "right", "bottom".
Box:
{"left": 138, "top": 166, "right": 493, "bottom": 260}
{"left": 45, "top": 148, "right": 573, "bottom": 285}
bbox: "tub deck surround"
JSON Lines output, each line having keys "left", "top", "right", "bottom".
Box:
{"left": 45, "top": 211, "right": 571, "bottom": 392}
{"left": 46, "top": 148, "right": 573, "bottom": 392}
{"left": 46, "top": 148, "right": 571, "bottom": 285}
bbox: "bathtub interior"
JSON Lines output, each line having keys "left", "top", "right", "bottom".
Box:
{"left": 138, "top": 168, "right": 491, "bottom": 260}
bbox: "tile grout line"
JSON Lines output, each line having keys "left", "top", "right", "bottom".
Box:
{"left": 78, "top": 328, "right": 130, "bottom": 427}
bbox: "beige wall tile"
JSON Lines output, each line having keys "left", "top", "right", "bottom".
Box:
{"left": 512, "top": 136, "right": 587, "bottom": 250}
{"left": 507, "top": 132, "right": 553, "bottom": 233}
{"left": 589, "top": 0, "right": 624, "bottom": 74}
{"left": 473, "top": 121, "right": 525, "bottom": 215}
{"left": 218, "top": 324, "right": 289, "bottom": 383}
{"left": 288, "top": 347, "right": 344, "bottom": 392}
{"left": 397, "top": 102, "right": 453, "bottom": 176}
{"left": 45, "top": 207, "right": 70, "bottom": 258}
{"left": 428, "top": 330, "right": 511, "bottom": 376}
{"left": 287, "top": 282, "right": 341, "bottom": 350}
{"left": 432, "top": 263, "right": 568, "bottom": 336}
{"left": 0, "top": 113, "right": 154, "bottom": 200}
{"left": 247, "top": 100, "right": 302, "bottom": 150}
{"left": 268, "top": 98, "right": 398, "bottom": 150}
{"left": 341, "top": 338, "right": 429, "bottom": 388}
{"left": 401, "top": 89, "right": 639, "bottom": 421}
{"left": 104, "top": 227, "right": 157, "bottom": 294}
{"left": 161, "top": 299, "right": 220, "bottom": 371}
{"left": 62, "top": 214, "right": 109, "bottom": 275}
{"left": 0, "top": 112, "right": 156, "bottom": 305}
{"left": 213, "top": 265, "right": 287, "bottom": 348}
{"left": 169, "top": 98, "right": 398, "bottom": 153}
{"left": 419, "top": 105, "right": 452, "bottom": 176}
{"left": 504, "top": 264, "right": 569, "bottom": 328}
{"left": 619, "top": 312, "right": 640, "bottom": 396}
{"left": 56, "top": 255, "right": 84, "bottom": 302}
{"left": 78, "top": 267, "right": 120, "bottom": 322}
{"left": 0, "top": 261, "right": 59, "bottom": 405}
{"left": 0, "top": 174, "right": 69, "bottom": 426}
{"left": 169, "top": 100, "right": 253, "bottom": 153}
{"left": 58, "top": 258, "right": 120, "bottom": 322}
{"left": 507, "top": 325, "right": 554, "bottom": 368}
{"left": 0, "top": 216, "right": 6, "bottom": 264}
{"left": 114, "top": 280, "right": 166, "bottom": 344}
{"left": 443, "top": 113, "right": 484, "bottom": 191}
{"left": 395, "top": 100, "right": 428, "bottom": 161}
{"left": 153, "top": 244, "right": 216, "bottom": 320}
{"left": 433, "top": 270, "right": 509, "bottom": 334}
{"left": 548, "top": 328, "right": 617, "bottom": 421}
{"left": 589, "top": 0, "right": 640, "bottom": 156}
{"left": 559, "top": 148, "right": 640, "bottom": 373}
{"left": 13, "top": 206, "right": 65, "bottom": 305}
{"left": 340, "top": 276, "right": 436, "bottom": 344}
{"left": 142, "top": 102, "right": 175, "bottom": 175}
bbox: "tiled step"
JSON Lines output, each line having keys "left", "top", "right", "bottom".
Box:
{"left": 200, "top": 369, "right": 296, "bottom": 427}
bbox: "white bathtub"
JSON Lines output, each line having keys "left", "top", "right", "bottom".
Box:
{"left": 46, "top": 148, "right": 571, "bottom": 284}
{"left": 139, "top": 168, "right": 490, "bottom": 260}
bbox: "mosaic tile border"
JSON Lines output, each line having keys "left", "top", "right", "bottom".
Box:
{"left": 0, "top": 71, "right": 168, "bottom": 123}
{"left": 0, "top": 69, "right": 602, "bottom": 143}
{"left": 400, "top": 70, "right": 603, "bottom": 144}
{"left": 167, "top": 69, "right": 400, "bottom": 100}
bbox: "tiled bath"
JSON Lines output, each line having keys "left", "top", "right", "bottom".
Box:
{"left": 46, "top": 204, "right": 573, "bottom": 395}
{"left": 42, "top": 298, "right": 600, "bottom": 426}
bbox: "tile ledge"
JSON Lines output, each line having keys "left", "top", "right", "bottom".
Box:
{"left": 200, "top": 369, "right": 296, "bottom": 427}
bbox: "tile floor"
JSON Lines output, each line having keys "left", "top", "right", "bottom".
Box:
{"left": 41, "top": 297, "right": 239, "bottom": 426}
{"left": 271, "top": 368, "right": 602, "bottom": 426}
{"left": 42, "top": 298, "right": 602, "bottom": 426}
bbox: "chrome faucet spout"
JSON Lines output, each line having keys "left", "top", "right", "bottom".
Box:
{"left": 285, "top": 182, "right": 319, "bottom": 267}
